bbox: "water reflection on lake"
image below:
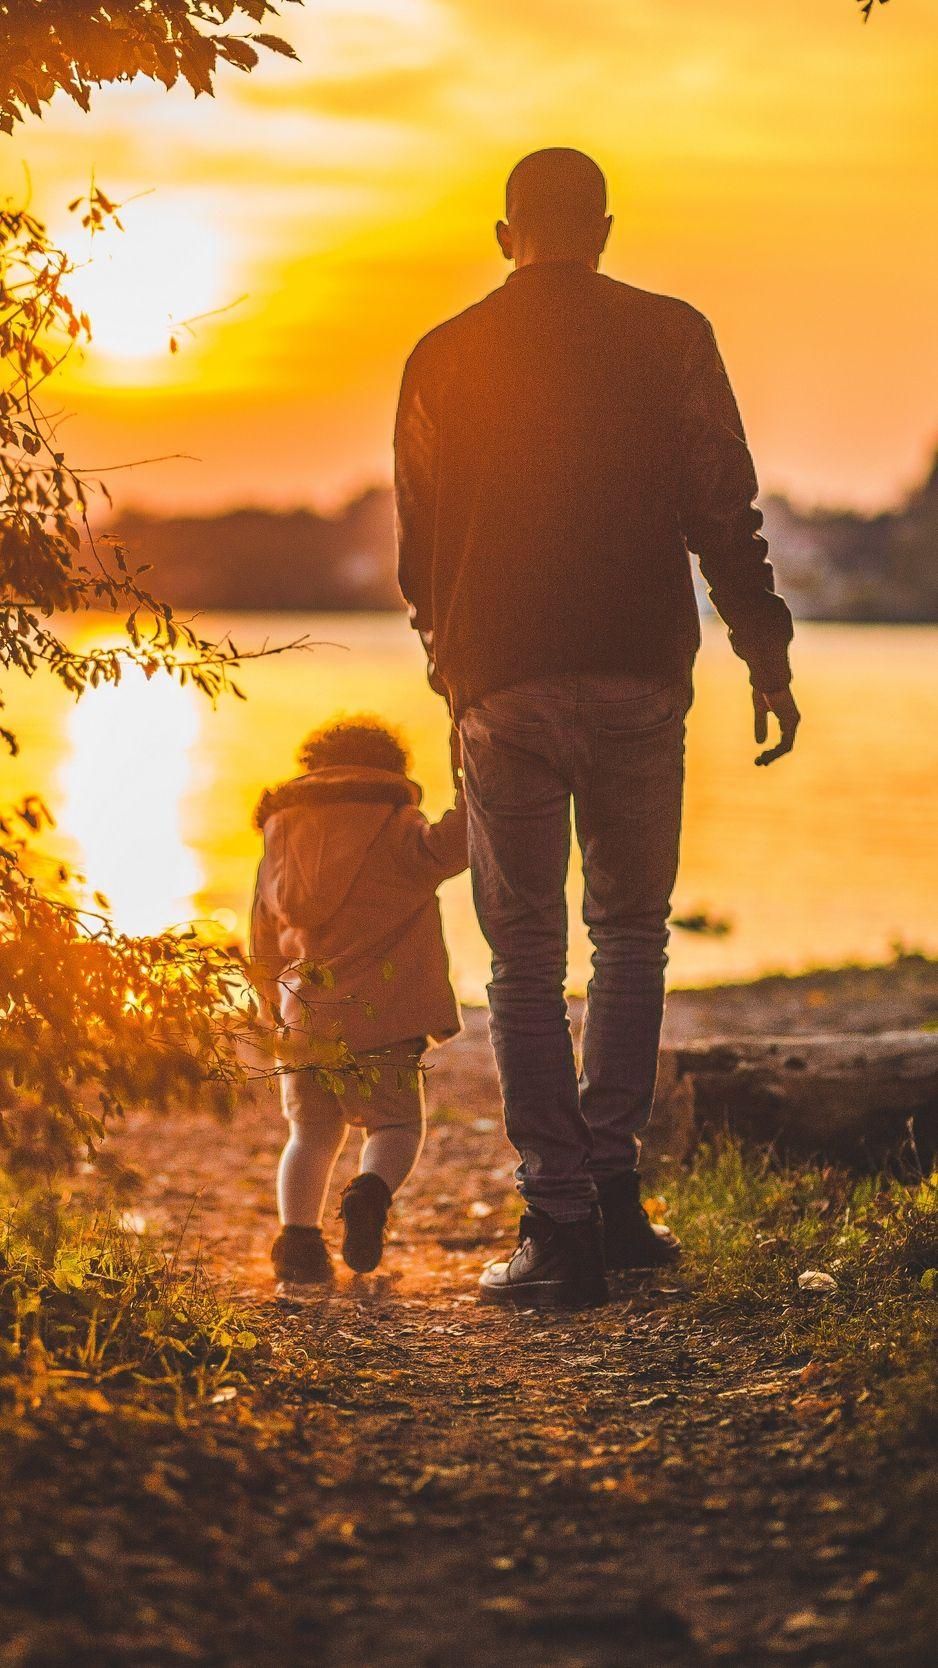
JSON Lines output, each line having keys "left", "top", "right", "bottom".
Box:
{"left": 5, "top": 615, "right": 936, "bottom": 1001}
{"left": 60, "top": 664, "right": 203, "bottom": 937}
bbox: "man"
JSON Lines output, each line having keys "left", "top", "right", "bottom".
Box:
{"left": 395, "top": 148, "right": 799, "bottom": 1309}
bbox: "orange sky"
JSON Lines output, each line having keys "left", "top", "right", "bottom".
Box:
{"left": 2, "top": 0, "right": 937, "bottom": 514}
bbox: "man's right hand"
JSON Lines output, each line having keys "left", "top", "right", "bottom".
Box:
{"left": 753, "top": 687, "right": 800, "bottom": 766}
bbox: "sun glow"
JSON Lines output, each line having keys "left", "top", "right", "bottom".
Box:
{"left": 59, "top": 197, "right": 232, "bottom": 377}
{"left": 60, "top": 664, "right": 203, "bottom": 937}
{"left": 0, "top": 0, "right": 928, "bottom": 506}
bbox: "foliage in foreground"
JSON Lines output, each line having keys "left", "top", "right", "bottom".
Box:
{"left": 0, "top": 192, "right": 262, "bottom": 1173}
{"left": 0, "top": 0, "right": 301, "bottom": 134}
{"left": 0, "top": 9, "right": 309, "bottom": 1180}
{"left": 0, "top": 1212, "right": 261, "bottom": 1399}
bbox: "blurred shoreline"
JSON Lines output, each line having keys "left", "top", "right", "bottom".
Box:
{"left": 107, "top": 448, "right": 938, "bottom": 623}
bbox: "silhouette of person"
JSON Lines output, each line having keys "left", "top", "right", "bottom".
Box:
{"left": 395, "top": 147, "right": 799, "bottom": 1308}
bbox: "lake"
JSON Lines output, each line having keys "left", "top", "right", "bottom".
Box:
{"left": 5, "top": 616, "right": 936, "bottom": 1002}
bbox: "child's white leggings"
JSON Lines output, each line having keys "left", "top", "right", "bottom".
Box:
{"left": 276, "top": 1065, "right": 426, "bottom": 1227}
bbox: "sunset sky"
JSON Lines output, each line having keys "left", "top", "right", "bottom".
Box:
{"left": 2, "top": 0, "right": 936, "bottom": 515}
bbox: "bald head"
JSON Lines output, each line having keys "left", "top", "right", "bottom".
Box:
{"left": 498, "top": 148, "right": 611, "bottom": 269}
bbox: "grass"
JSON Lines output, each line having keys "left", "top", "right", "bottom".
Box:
{"left": 660, "top": 1144, "right": 938, "bottom": 1660}
{"left": 664, "top": 1148, "right": 938, "bottom": 1490}
{"left": 0, "top": 1210, "right": 263, "bottom": 1401}
{"left": 664, "top": 1142, "right": 937, "bottom": 1377}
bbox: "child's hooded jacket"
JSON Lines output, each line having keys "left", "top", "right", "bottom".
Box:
{"left": 250, "top": 764, "right": 467, "bottom": 1052}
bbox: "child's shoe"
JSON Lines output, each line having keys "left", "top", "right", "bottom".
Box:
{"left": 271, "top": 1225, "right": 334, "bottom": 1286}
{"left": 339, "top": 1173, "right": 392, "bottom": 1273}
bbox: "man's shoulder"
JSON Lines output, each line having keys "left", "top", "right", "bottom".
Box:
{"left": 403, "top": 273, "right": 713, "bottom": 382}
{"left": 405, "top": 287, "right": 504, "bottom": 372}
{"left": 595, "top": 273, "right": 711, "bottom": 337}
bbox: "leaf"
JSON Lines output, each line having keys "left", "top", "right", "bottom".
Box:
{"left": 253, "top": 33, "right": 300, "bottom": 60}
{"left": 78, "top": 1388, "right": 112, "bottom": 1415}
{"left": 797, "top": 1269, "right": 838, "bottom": 1294}
{"left": 220, "top": 39, "right": 260, "bottom": 71}
{"left": 643, "top": 1194, "right": 669, "bottom": 1224}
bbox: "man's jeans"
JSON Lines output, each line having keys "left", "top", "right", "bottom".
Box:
{"left": 460, "top": 673, "right": 690, "bottom": 1223}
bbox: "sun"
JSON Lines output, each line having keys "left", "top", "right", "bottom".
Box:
{"left": 59, "top": 195, "right": 232, "bottom": 378}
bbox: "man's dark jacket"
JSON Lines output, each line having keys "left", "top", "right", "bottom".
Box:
{"left": 394, "top": 261, "right": 793, "bottom": 718}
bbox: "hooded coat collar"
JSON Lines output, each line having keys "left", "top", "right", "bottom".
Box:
{"left": 254, "top": 765, "right": 420, "bottom": 830}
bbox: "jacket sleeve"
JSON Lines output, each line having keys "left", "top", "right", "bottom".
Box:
{"left": 249, "top": 855, "right": 284, "bottom": 1012}
{"left": 394, "top": 345, "right": 448, "bottom": 697}
{"left": 393, "top": 794, "right": 469, "bottom": 888}
{"left": 677, "top": 313, "right": 794, "bottom": 692}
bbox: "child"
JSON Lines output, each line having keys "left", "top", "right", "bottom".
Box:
{"left": 250, "top": 715, "right": 467, "bottom": 1286}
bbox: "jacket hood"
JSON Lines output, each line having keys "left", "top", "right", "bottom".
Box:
{"left": 255, "top": 767, "right": 422, "bottom": 933}
{"left": 254, "top": 766, "right": 420, "bottom": 830}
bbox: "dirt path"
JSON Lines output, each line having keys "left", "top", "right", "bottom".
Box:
{"left": 135, "top": 956, "right": 938, "bottom": 1292}
{"left": 72, "top": 992, "right": 930, "bottom": 1668}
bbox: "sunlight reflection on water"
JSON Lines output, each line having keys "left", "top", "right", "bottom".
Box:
{"left": 6, "top": 615, "right": 937, "bottom": 998}
{"left": 59, "top": 664, "right": 203, "bottom": 936}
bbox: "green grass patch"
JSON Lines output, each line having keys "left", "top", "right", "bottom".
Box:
{"left": 662, "top": 1140, "right": 938, "bottom": 1435}
{"left": 0, "top": 1213, "right": 262, "bottom": 1399}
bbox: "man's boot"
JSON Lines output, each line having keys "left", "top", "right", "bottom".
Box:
{"left": 597, "top": 1171, "right": 681, "bottom": 1270}
{"left": 479, "top": 1206, "right": 609, "bottom": 1309}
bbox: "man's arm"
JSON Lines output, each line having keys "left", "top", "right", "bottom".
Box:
{"left": 394, "top": 346, "right": 447, "bottom": 696}
{"left": 677, "top": 313, "right": 798, "bottom": 760}
{"left": 677, "top": 312, "right": 794, "bottom": 687}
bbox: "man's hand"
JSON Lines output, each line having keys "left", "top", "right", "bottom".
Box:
{"left": 753, "top": 687, "right": 800, "bottom": 766}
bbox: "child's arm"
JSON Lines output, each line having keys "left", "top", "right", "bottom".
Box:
{"left": 394, "top": 792, "right": 468, "bottom": 886}
{"left": 425, "top": 791, "right": 468, "bottom": 878}
{"left": 249, "top": 859, "right": 284, "bottom": 1020}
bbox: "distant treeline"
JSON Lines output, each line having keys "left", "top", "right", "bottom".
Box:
{"left": 761, "top": 448, "right": 938, "bottom": 623}
{"left": 112, "top": 449, "right": 938, "bottom": 621}
{"left": 112, "top": 488, "right": 401, "bottom": 613}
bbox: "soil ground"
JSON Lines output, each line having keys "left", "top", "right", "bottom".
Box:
{"left": 3, "top": 959, "right": 936, "bottom": 1666}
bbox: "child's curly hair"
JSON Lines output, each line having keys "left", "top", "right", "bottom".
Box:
{"left": 298, "top": 715, "right": 411, "bottom": 777}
